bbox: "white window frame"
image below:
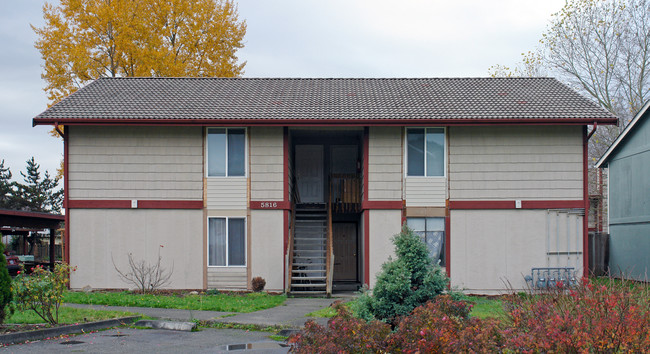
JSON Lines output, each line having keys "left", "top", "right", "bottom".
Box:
{"left": 206, "top": 127, "right": 248, "bottom": 178}
{"left": 207, "top": 216, "right": 247, "bottom": 267}
{"left": 405, "top": 127, "right": 447, "bottom": 177}
{"left": 406, "top": 217, "right": 446, "bottom": 266}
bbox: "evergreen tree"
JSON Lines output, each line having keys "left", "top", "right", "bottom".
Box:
{"left": 0, "top": 241, "right": 13, "bottom": 323}
{"left": 14, "top": 157, "right": 63, "bottom": 213}
{"left": 358, "top": 225, "right": 448, "bottom": 325}
{"left": 0, "top": 160, "right": 14, "bottom": 209}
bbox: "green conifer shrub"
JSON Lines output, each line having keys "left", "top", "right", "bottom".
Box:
{"left": 361, "top": 225, "right": 448, "bottom": 325}
{"left": 0, "top": 240, "right": 14, "bottom": 323}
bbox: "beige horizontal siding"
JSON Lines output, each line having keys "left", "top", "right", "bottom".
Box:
{"left": 206, "top": 178, "right": 247, "bottom": 209}
{"left": 207, "top": 267, "right": 247, "bottom": 290}
{"left": 449, "top": 126, "right": 583, "bottom": 201}
{"left": 69, "top": 209, "right": 203, "bottom": 290}
{"left": 250, "top": 127, "right": 284, "bottom": 201}
{"left": 405, "top": 178, "right": 446, "bottom": 207}
{"left": 368, "top": 127, "right": 402, "bottom": 201}
{"left": 68, "top": 126, "right": 202, "bottom": 200}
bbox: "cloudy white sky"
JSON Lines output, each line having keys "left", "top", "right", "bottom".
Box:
{"left": 0, "top": 0, "right": 565, "bottom": 180}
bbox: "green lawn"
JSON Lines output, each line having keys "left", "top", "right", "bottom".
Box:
{"left": 306, "top": 306, "right": 337, "bottom": 318}
{"left": 316, "top": 296, "right": 507, "bottom": 320}
{"left": 7, "top": 307, "right": 138, "bottom": 325}
{"left": 466, "top": 296, "right": 505, "bottom": 319}
{"left": 591, "top": 276, "right": 650, "bottom": 291}
{"left": 63, "top": 291, "right": 287, "bottom": 313}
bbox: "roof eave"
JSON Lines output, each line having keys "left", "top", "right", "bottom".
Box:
{"left": 596, "top": 100, "right": 650, "bottom": 168}
{"left": 33, "top": 117, "right": 619, "bottom": 127}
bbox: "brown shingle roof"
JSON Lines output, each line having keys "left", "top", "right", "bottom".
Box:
{"left": 33, "top": 77, "right": 618, "bottom": 125}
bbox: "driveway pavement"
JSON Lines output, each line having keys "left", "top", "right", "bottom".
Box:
{"left": 1, "top": 296, "right": 344, "bottom": 353}
{"left": 0, "top": 327, "right": 289, "bottom": 353}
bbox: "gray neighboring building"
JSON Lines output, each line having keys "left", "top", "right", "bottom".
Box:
{"left": 597, "top": 101, "right": 650, "bottom": 281}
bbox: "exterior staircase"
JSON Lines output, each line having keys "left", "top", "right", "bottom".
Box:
{"left": 290, "top": 204, "right": 328, "bottom": 295}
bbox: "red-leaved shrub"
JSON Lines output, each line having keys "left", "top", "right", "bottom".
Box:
{"left": 289, "top": 279, "right": 650, "bottom": 353}
{"left": 504, "top": 278, "right": 650, "bottom": 353}
{"left": 385, "top": 295, "right": 505, "bottom": 353}
{"left": 288, "top": 302, "right": 390, "bottom": 353}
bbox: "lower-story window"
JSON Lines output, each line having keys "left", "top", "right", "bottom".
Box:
{"left": 208, "top": 217, "right": 246, "bottom": 266}
{"left": 407, "top": 217, "right": 445, "bottom": 266}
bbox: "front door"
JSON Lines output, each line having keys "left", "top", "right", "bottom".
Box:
{"left": 295, "top": 145, "right": 324, "bottom": 203}
{"left": 333, "top": 222, "right": 357, "bottom": 281}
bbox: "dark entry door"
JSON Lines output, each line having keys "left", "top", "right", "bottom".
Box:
{"left": 333, "top": 223, "right": 357, "bottom": 281}
{"left": 295, "top": 145, "right": 324, "bottom": 203}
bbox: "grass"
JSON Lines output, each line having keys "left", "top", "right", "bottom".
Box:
{"left": 194, "top": 320, "right": 283, "bottom": 332}
{"left": 269, "top": 334, "right": 288, "bottom": 341}
{"left": 464, "top": 276, "right": 649, "bottom": 320}
{"left": 63, "top": 291, "right": 286, "bottom": 313}
{"left": 7, "top": 307, "right": 138, "bottom": 325}
{"left": 591, "top": 276, "right": 650, "bottom": 291}
{"left": 305, "top": 306, "right": 337, "bottom": 318}
{"left": 466, "top": 296, "right": 505, "bottom": 319}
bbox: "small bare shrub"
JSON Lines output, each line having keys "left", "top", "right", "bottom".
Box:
{"left": 112, "top": 245, "right": 174, "bottom": 293}
{"left": 251, "top": 276, "right": 266, "bottom": 292}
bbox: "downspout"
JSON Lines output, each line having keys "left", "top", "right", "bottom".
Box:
{"left": 54, "top": 123, "right": 66, "bottom": 139}
{"left": 583, "top": 123, "right": 598, "bottom": 277}
{"left": 55, "top": 123, "right": 70, "bottom": 266}
{"left": 587, "top": 122, "right": 598, "bottom": 140}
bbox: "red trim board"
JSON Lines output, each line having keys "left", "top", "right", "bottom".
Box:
{"left": 445, "top": 216, "right": 451, "bottom": 278}
{"left": 64, "top": 128, "right": 70, "bottom": 265}
{"left": 363, "top": 128, "right": 370, "bottom": 287}
{"left": 361, "top": 201, "right": 403, "bottom": 210}
{"left": 34, "top": 117, "right": 619, "bottom": 127}
{"left": 449, "top": 200, "right": 584, "bottom": 210}
{"left": 68, "top": 200, "right": 203, "bottom": 209}
{"left": 283, "top": 127, "right": 289, "bottom": 290}
{"left": 583, "top": 126, "right": 590, "bottom": 277}
{"left": 364, "top": 211, "right": 370, "bottom": 287}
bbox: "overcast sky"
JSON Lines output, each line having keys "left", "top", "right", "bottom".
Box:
{"left": 0, "top": 0, "right": 565, "bottom": 181}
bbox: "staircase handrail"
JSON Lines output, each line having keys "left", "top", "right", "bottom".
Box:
{"left": 326, "top": 180, "right": 334, "bottom": 296}
{"left": 286, "top": 201, "right": 296, "bottom": 293}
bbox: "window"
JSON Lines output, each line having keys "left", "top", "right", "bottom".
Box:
{"left": 407, "top": 128, "right": 445, "bottom": 176}
{"left": 207, "top": 128, "right": 245, "bottom": 177}
{"left": 407, "top": 217, "right": 445, "bottom": 266}
{"left": 208, "top": 217, "right": 246, "bottom": 266}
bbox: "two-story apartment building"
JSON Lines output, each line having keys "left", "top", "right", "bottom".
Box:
{"left": 33, "top": 77, "right": 617, "bottom": 294}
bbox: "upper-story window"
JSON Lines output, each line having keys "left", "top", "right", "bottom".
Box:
{"left": 406, "top": 127, "right": 445, "bottom": 177}
{"left": 207, "top": 128, "right": 246, "bottom": 177}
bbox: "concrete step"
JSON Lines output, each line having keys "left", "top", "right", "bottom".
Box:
{"left": 289, "top": 291, "right": 327, "bottom": 296}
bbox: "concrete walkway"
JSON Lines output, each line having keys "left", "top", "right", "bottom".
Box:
{"left": 63, "top": 296, "right": 342, "bottom": 329}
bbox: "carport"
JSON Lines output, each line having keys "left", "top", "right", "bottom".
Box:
{"left": 0, "top": 209, "right": 64, "bottom": 270}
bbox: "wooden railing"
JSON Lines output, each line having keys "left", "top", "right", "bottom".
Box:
{"left": 326, "top": 192, "right": 334, "bottom": 296}
{"left": 330, "top": 173, "right": 362, "bottom": 213}
{"left": 285, "top": 201, "right": 296, "bottom": 293}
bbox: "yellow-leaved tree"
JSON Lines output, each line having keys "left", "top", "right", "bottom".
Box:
{"left": 34, "top": 0, "right": 247, "bottom": 104}
{"left": 33, "top": 0, "right": 247, "bottom": 177}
